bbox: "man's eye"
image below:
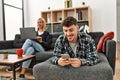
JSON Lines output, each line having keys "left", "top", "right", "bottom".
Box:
{"left": 64, "top": 30, "right": 67, "bottom": 32}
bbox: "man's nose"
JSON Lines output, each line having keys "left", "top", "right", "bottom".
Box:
{"left": 66, "top": 31, "right": 71, "bottom": 35}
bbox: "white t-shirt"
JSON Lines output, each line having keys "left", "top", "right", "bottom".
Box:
{"left": 38, "top": 31, "right": 44, "bottom": 35}
{"left": 69, "top": 42, "right": 78, "bottom": 55}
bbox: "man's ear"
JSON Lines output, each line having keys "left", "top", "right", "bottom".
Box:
{"left": 76, "top": 25, "right": 79, "bottom": 30}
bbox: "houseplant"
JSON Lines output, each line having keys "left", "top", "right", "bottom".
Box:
{"left": 3, "top": 52, "right": 8, "bottom": 59}
{"left": 59, "top": 17, "right": 62, "bottom": 22}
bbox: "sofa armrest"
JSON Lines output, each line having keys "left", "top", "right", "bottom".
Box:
{"left": 105, "top": 40, "right": 116, "bottom": 74}
{"left": 0, "top": 40, "right": 14, "bottom": 49}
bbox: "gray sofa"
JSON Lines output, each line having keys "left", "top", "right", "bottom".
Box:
{"left": 0, "top": 33, "right": 61, "bottom": 67}
{"left": 33, "top": 32, "right": 116, "bottom": 80}
{"left": 0, "top": 32, "right": 116, "bottom": 80}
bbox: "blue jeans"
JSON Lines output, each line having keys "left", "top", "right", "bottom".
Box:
{"left": 22, "top": 39, "right": 45, "bottom": 68}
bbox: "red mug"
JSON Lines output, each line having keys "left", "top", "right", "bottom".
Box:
{"left": 16, "top": 48, "right": 23, "bottom": 58}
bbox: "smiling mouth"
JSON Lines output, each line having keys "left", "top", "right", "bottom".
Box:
{"left": 67, "top": 36, "right": 72, "bottom": 38}
{"left": 67, "top": 35, "right": 73, "bottom": 37}
{"left": 67, "top": 35, "right": 73, "bottom": 40}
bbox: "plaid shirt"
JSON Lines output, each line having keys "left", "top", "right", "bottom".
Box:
{"left": 51, "top": 32, "right": 99, "bottom": 66}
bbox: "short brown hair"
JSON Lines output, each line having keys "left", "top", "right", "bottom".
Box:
{"left": 62, "top": 16, "right": 77, "bottom": 27}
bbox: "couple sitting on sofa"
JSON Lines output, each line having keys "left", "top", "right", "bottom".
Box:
{"left": 8, "top": 16, "right": 101, "bottom": 78}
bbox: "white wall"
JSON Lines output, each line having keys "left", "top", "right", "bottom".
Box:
{"left": 24, "top": 0, "right": 65, "bottom": 27}
{"left": 0, "top": 0, "right": 4, "bottom": 40}
{"left": 24, "top": 0, "right": 117, "bottom": 40}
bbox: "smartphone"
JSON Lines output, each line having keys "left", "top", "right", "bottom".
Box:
{"left": 61, "top": 54, "right": 70, "bottom": 60}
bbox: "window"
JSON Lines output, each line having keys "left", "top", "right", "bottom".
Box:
{"left": 3, "top": 0, "right": 24, "bottom": 40}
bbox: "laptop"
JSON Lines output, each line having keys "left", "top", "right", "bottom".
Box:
{"left": 20, "top": 27, "right": 36, "bottom": 39}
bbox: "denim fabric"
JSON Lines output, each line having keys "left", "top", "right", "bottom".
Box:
{"left": 22, "top": 39, "right": 45, "bottom": 68}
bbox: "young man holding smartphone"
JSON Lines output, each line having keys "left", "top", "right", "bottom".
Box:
{"left": 51, "top": 16, "right": 99, "bottom": 67}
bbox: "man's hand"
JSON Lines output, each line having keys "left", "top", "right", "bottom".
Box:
{"left": 57, "top": 57, "right": 70, "bottom": 66}
{"left": 36, "top": 36, "right": 42, "bottom": 42}
{"left": 58, "top": 57, "right": 82, "bottom": 67}
{"left": 69, "top": 58, "right": 82, "bottom": 67}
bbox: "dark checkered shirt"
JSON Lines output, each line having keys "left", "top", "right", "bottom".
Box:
{"left": 51, "top": 32, "right": 99, "bottom": 66}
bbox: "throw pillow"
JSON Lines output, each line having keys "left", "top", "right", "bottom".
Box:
{"left": 96, "top": 32, "right": 114, "bottom": 53}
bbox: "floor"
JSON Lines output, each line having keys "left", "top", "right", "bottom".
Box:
{"left": 114, "top": 59, "right": 120, "bottom": 80}
{"left": 114, "top": 42, "right": 120, "bottom": 80}
{"left": 0, "top": 42, "right": 120, "bottom": 80}
{"left": 0, "top": 67, "right": 35, "bottom": 80}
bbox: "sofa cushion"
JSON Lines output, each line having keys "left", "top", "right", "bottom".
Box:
{"left": 0, "top": 48, "right": 16, "bottom": 54}
{"left": 33, "top": 53, "right": 113, "bottom": 80}
{"left": 35, "top": 50, "right": 53, "bottom": 62}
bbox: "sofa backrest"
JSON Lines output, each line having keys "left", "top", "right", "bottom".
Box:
{"left": 13, "top": 33, "right": 62, "bottom": 49}
{"left": 88, "top": 32, "right": 104, "bottom": 47}
{"left": 50, "top": 32, "right": 104, "bottom": 49}
{"left": 13, "top": 32, "right": 104, "bottom": 49}
{"left": 50, "top": 33, "right": 63, "bottom": 49}
{"left": 13, "top": 34, "right": 25, "bottom": 48}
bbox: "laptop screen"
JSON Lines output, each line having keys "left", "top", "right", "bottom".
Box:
{"left": 20, "top": 27, "right": 36, "bottom": 39}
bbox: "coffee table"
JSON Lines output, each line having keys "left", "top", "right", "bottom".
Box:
{"left": 0, "top": 54, "right": 35, "bottom": 80}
